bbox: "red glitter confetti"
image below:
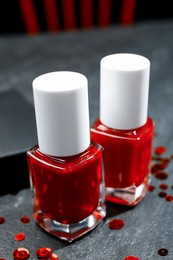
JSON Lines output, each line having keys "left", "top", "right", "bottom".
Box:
{"left": 20, "top": 216, "right": 30, "bottom": 224}
{"left": 158, "top": 248, "right": 168, "bottom": 256}
{"left": 155, "top": 172, "right": 168, "bottom": 180}
{"left": 159, "top": 184, "right": 168, "bottom": 190}
{"left": 109, "top": 218, "right": 125, "bottom": 230}
{"left": 15, "top": 233, "right": 25, "bottom": 241}
{"left": 49, "top": 253, "right": 59, "bottom": 260}
{"left": 154, "top": 146, "right": 167, "bottom": 155}
{"left": 151, "top": 164, "right": 160, "bottom": 174}
{"left": 0, "top": 258, "right": 6, "bottom": 260}
{"left": 13, "top": 247, "right": 30, "bottom": 260}
{"left": 158, "top": 192, "right": 167, "bottom": 198}
{"left": 36, "top": 247, "right": 52, "bottom": 259}
{"left": 123, "top": 256, "right": 140, "bottom": 260}
{"left": 0, "top": 217, "right": 5, "bottom": 224}
{"left": 151, "top": 161, "right": 169, "bottom": 173}
{"left": 161, "top": 158, "right": 169, "bottom": 167}
{"left": 148, "top": 185, "right": 156, "bottom": 192}
{"left": 165, "top": 195, "right": 173, "bottom": 202}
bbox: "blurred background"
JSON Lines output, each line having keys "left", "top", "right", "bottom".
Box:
{"left": 1, "top": 0, "right": 173, "bottom": 34}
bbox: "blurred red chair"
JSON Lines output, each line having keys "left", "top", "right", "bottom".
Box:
{"left": 1, "top": 0, "right": 173, "bottom": 34}
{"left": 18, "top": 0, "right": 137, "bottom": 34}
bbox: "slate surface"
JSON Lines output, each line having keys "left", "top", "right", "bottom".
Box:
{"left": 0, "top": 90, "right": 37, "bottom": 195}
{"left": 1, "top": 20, "right": 173, "bottom": 259}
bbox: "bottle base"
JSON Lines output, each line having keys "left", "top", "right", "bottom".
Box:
{"left": 33, "top": 203, "right": 106, "bottom": 242}
{"left": 105, "top": 175, "right": 151, "bottom": 206}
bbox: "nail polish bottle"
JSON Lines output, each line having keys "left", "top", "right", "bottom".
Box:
{"left": 27, "top": 71, "right": 106, "bottom": 242}
{"left": 91, "top": 53, "right": 154, "bottom": 206}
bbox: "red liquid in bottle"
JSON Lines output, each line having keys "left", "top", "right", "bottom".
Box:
{"left": 27, "top": 143, "right": 105, "bottom": 241}
{"left": 91, "top": 118, "right": 154, "bottom": 205}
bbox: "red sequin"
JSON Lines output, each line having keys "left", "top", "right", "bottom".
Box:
{"left": 151, "top": 161, "right": 168, "bottom": 173}
{"left": 15, "top": 233, "right": 25, "bottom": 241}
{"left": 159, "top": 184, "right": 168, "bottom": 190}
{"left": 155, "top": 172, "right": 168, "bottom": 180}
{"left": 158, "top": 192, "right": 167, "bottom": 198}
{"left": 165, "top": 195, "right": 173, "bottom": 202}
{"left": 13, "top": 248, "right": 30, "bottom": 260}
{"left": 154, "top": 146, "right": 167, "bottom": 155}
{"left": 36, "top": 247, "right": 52, "bottom": 258}
{"left": 20, "top": 216, "right": 30, "bottom": 224}
{"left": 0, "top": 258, "right": 6, "bottom": 260}
{"left": 158, "top": 248, "right": 168, "bottom": 256}
{"left": 148, "top": 185, "right": 156, "bottom": 191}
{"left": 123, "top": 256, "right": 140, "bottom": 260}
{"left": 50, "top": 253, "right": 59, "bottom": 260}
{"left": 109, "top": 218, "right": 125, "bottom": 230}
{"left": 0, "top": 217, "right": 5, "bottom": 224}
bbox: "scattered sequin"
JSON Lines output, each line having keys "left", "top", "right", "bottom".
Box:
{"left": 165, "top": 195, "right": 173, "bottom": 202}
{"left": 49, "top": 253, "right": 59, "bottom": 260}
{"left": 160, "top": 158, "right": 170, "bottom": 167}
{"left": 151, "top": 160, "right": 169, "bottom": 173}
{"left": 109, "top": 218, "right": 125, "bottom": 230}
{"left": 15, "top": 233, "right": 25, "bottom": 241}
{"left": 148, "top": 185, "right": 156, "bottom": 191}
{"left": 0, "top": 217, "right": 5, "bottom": 224}
{"left": 13, "top": 247, "right": 30, "bottom": 260}
{"left": 36, "top": 247, "right": 52, "bottom": 259}
{"left": 123, "top": 256, "right": 140, "bottom": 260}
{"left": 158, "top": 192, "right": 167, "bottom": 198}
{"left": 159, "top": 184, "right": 168, "bottom": 190}
{"left": 155, "top": 146, "right": 167, "bottom": 155}
{"left": 155, "top": 172, "right": 168, "bottom": 180}
{"left": 20, "top": 216, "right": 30, "bottom": 224}
{"left": 158, "top": 248, "right": 168, "bottom": 256}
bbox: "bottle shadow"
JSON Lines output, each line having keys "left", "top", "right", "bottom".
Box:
{"left": 105, "top": 201, "right": 134, "bottom": 220}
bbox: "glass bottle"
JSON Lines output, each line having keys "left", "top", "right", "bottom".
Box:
{"left": 91, "top": 54, "right": 154, "bottom": 206}
{"left": 27, "top": 71, "right": 106, "bottom": 242}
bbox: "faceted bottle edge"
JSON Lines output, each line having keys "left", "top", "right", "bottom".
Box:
{"left": 105, "top": 175, "right": 151, "bottom": 206}
{"left": 33, "top": 201, "right": 106, "bottom": 242}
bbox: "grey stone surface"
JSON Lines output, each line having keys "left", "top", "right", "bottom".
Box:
{"left": 1, "top": 20, "right": 173, "bottom": 259}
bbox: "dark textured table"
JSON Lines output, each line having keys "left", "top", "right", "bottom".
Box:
{"left": 1, "top": 20, "right": 173, "bottom": 259}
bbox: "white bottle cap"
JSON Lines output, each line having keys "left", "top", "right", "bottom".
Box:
{"left": 32, "top": 71, "right": 90, "bottom": 157}
{"left": 100, "top": 53, "right": 150, "bottom": 130}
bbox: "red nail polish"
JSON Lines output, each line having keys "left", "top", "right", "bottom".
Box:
{"left": 91, "top": 54, "right": 154, "bottom": 206}
{"left": 27, "top": 72, "right": 106, "bottom": 242}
